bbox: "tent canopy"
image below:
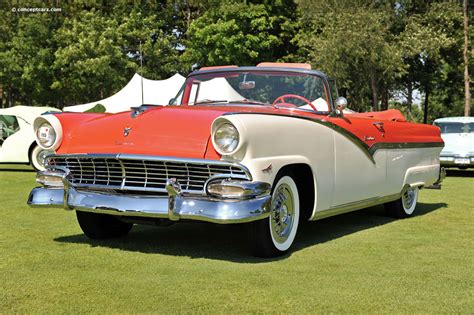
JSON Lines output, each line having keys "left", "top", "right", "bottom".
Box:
{"left": 64, "top": 73, "right": 185, "bottom": 113}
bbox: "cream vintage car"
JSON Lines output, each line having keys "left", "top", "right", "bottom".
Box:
{"left": 28, "top": 63, "right": 445, "bottom": 257}
{"left": 0, "top": 106, "right": 60, "bottom": 170}
{"left": 434, "top": 117, "right": 474, "bottom": 169}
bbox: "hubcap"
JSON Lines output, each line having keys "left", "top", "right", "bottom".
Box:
{"left": 270, "top": 183, "right": 295, "bottom": 244}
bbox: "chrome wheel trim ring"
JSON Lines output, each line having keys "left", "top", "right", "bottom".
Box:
{"left": 402, "top": 187, "right": 418, "bottom": 215}
{"left": 268, "top": 176, "right": 300, "bottom": 252}
{"left": 270, "top": 183, "right": 295, "bottom": 244}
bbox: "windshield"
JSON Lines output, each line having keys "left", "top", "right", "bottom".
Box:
{"left": 435, "top": 122, "right": 474, "bottom": 134}
{"left": 173, "top": 70, "right": 331, "bottom": 112}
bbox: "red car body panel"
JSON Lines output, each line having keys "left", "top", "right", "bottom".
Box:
{"left": 54, "top": 105, "right": 442, "bottom": 160}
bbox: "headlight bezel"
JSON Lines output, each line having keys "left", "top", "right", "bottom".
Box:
{"left": 33, "top": 115, "right": 63, "bottom": 150}
{"left": 36, "top": 122, "right": 56, "bottom": 148}
{"left": 213, "top": 122, "right": 240, "bottom": 154}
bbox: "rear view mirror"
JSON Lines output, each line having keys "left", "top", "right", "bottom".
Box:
{"left": 335, "top": 97, "right": 348, "bottom": 110}
{"left": 239, "top": 81, "right": 255, "bottom": 90}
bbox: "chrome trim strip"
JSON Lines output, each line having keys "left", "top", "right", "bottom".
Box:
{"left": 223, "top": 112, "right": 444, "bottom": 164}
{"left": 312, "top": 192, "right": 402, "bottom": 220}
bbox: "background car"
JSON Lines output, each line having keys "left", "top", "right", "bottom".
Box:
{"left": 0, "top": 106, "right": 60, "bottom": 170}
{"left": 434, "top": 117, "right": 474, "bottom": 169}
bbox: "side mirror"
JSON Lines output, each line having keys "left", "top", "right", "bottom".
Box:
{"left": 335, "top": 96, "right": 348, "bottom": 111}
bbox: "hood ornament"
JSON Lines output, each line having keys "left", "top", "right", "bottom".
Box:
{"left": 123, "top": 127, "right": 132, "bottom": 137}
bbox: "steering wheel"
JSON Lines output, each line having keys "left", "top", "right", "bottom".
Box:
{"left": 272, "top": 94, "right": 317, "bottom": 111}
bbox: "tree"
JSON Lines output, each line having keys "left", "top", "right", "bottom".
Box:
{"left": 296, "top": 1, "right": 405, "bottom": 111}
{"left": 462, "top": 0, "right": 471, "bottom": 116}
{"left": 181, "top": 0, "right": 299, "bottom": 69}
{"left": 52, "top": 10, "right": 136, "bottom": 106}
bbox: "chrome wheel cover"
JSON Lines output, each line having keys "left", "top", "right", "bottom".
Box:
{"left": 402, "top": 187, "right": 417, "bottom": 214}
{"left": 270, "top": 183, "right": 295, "bottom": 244}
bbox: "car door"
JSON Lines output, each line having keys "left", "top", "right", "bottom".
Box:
{"left": 0, "top": 114, "right": 29, "bottom": 162}
{"left": 329, "top": 116, "right": 387, "bottom": 207}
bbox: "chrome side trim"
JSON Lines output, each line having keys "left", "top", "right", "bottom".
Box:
{"left": 311, "top": 193, "right": 401, "bottom": 221}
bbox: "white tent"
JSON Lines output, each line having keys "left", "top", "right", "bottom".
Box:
{"left": 64, "top": 73, "right": 185, "bottom": 113}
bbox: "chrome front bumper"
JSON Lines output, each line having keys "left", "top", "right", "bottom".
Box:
{"left": 28, "top": 175, "right": 271, "bottom": 224}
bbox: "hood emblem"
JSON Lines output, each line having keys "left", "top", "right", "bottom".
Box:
{"left": 123, "top": 127, "right": 132, "bottom": 137}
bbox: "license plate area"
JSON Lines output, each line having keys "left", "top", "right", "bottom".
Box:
{"left": 454, "top": 158, "right": 470, "bottom": 164}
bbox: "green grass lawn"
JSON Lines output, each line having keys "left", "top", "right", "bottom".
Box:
{"left": 1, "top": 165, "right": 473, "bottom": 313}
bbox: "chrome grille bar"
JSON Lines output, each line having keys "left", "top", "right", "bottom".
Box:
{"left": 46, "top": 154, "right": 250, "bottom": 194}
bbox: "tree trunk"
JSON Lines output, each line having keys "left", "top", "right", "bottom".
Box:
{"left": 463, "top": 0, "right": 471, "bottom": 116}
{"left": 407, "top": 82, "right": 413, "bottom": 118}
{"left": 370, "top": 71, "right": 379, "bottom": 111}
{"left": 381, "top": 88, "right": 389, "bottom": 110}
{"left": 423, "top": 87, "right": 430, "bottom": 124}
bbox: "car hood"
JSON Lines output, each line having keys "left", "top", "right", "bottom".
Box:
{"left": 56, "top": 106, "right": 231, "bottom": 159}
{"left": 440, "top": 133, "right": 474, "bottom": 155}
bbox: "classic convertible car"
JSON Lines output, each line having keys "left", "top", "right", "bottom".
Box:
{"left": 434, "top": 116, "right": 474, "bottom": 169}
{"left": 28, "top": 63, "right": 444, "bottom": 257}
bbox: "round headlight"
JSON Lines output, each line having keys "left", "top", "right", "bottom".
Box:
{"left": 214, "top": 123, "right": 239, "bottom": 153}
{"left": 36, "top": 122, "right": 56, "bottom": 148}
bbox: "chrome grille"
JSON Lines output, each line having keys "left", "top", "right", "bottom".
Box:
{"left": 46, "top": 155, "right": 249, "bottom": 193}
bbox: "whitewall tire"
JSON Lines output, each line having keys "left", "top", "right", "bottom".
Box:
{"left": 249, "top": 174, "right": 300, "bottom": 257}
{"left": 384, "top": 186, "right": 419, "bottom": 218}
{"left": 30, "top": 145, "right": 52, "bottom": 171}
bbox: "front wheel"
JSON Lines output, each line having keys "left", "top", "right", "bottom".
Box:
{"left": 249, "top": 175, "right": 300, "bottom": 257}
{"left": 384, "top": 186, "right": 419, "bottom": 218}
{"left": 30, "top": 145, "right": 52, "bottom": 171}
{"left": 76, "top": 211, "right": 133, "bottom": 239}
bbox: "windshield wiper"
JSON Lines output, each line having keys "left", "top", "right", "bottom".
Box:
{"left": 194, "top": 99, "right": 228, "bottom": 105}
{"left": 193, "top": 99, "right": 269, "bottom": 106}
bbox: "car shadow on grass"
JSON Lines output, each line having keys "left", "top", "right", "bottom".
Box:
{"left": 446, "top": 169, "right": 474, "bottom": 177}
{"left": 0, "top": 167, "right": 35, "bottom": 172}
{"left": 54, "top": 202, "right": 447, "bottom": 263}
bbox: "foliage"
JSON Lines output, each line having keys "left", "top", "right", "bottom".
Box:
{"left": 84, "top": 103, "right": 106, "bottom": 113}
{"left": 0, "top": 0, "right": 470, "bottom": 120}
{"left": 182, "top": 0, "right": 299, "bottom": 68}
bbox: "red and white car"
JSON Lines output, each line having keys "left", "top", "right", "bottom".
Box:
{"left": 28, "top": 63, "right": 444, "bottom": 257}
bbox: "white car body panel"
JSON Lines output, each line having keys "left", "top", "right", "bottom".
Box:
{"left": 220, "top": 114, "right": 442, "bottom": 220}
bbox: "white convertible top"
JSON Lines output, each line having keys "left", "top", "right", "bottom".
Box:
{"left": 0, "top": 106, "right": 60, "bottom": 124}
{"left": 434, "top": 116, "right": 474, "bottom": 123}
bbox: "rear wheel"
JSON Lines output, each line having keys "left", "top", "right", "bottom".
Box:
{"left": 76, "top": 211, "right": 133, "bottom": 239}
{"left": 249, "top": 174, "right": 300, "bottom": 257}
{"left": 384, "top": 186, "right": 419, "bottom": 218}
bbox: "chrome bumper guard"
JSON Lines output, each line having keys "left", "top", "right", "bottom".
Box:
{"left": 28, "top": 171, "right": 271, "bottom": 224}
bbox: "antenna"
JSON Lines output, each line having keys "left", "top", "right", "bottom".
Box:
{"left": 139, "top": 40, "right": 144, "bottom": 105}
